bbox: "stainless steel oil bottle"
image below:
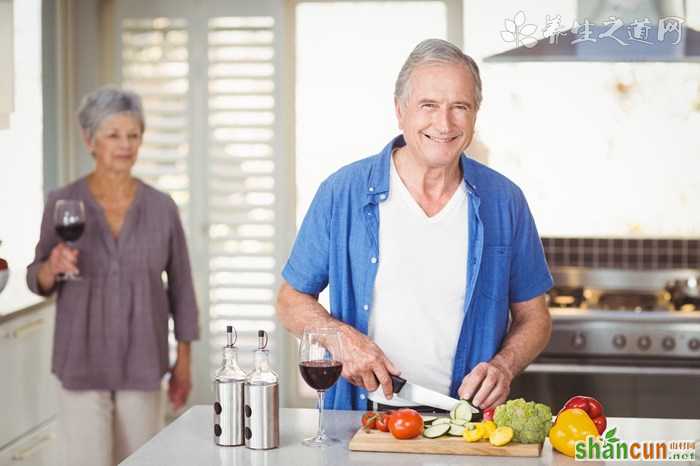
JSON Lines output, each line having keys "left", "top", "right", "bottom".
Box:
{"left": 244, "top": 330, "right": 279, "bottom": 450}
{"left": 213, "top": 325, "right": 247, "bottom": 446}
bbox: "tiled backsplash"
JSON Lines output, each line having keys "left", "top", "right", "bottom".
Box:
{"left": 542, "top": 237, "right": 700, "bottom": 270}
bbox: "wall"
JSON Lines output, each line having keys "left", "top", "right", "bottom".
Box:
{"left": 0, "top": 0, "right": 44, "bottom": 314}
{"left": 464, "top": 1, "right": 700, "bottom": 238}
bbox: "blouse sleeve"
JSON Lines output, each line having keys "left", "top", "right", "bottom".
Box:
{"left": 165, "top": 197, "right": 200, "bottom": 341}
{"left": 26, "top": 191, "right": 58, "bottom": 297}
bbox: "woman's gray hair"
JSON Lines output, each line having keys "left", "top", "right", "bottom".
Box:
{"left": 77, "top": 86, "right": 145, "bottom": 141}
{"left": 395, "top": 39, "right": 482, "bottom": 110}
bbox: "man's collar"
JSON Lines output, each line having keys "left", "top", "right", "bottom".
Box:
{"left": 368, "top": 134, "right": 479, "bottom": 198}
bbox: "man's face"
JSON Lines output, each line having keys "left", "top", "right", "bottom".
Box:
{"left": 395, "top": 63, "right": 478, "bottom": 169}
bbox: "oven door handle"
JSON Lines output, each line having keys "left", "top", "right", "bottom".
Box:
{"left": 525, "top": 363, "right": 700, "bottom": 376}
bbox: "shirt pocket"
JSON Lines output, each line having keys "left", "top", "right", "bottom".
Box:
{"left": 477, "top": 245, "right": 512, "bottom": 302}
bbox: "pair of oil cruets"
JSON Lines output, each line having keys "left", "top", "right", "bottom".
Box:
{"left": 213, "top": 326, "right": 279, "bottom": 450}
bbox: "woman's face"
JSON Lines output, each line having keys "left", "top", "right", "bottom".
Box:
{"left": 85, "top": 113, "right": 143, "bottom": 175}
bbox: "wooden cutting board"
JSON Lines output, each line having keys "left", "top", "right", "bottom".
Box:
{"left": 348, "top": 428, "right": 543, "bottom": 457}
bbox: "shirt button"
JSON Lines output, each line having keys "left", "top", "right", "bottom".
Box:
{"left": 379, "top": 194, "right": 387, "bottom": 200}
{"left": 370, "top": 257, "right": 377, "bottom": 264}
{"left": 363, "top": 304, "right": 369, "bottom": 311}
{"left": 360, "top": 394, "right": 366, "bottom": 400}
{"left": 369, "top": 187, "right": 374, "bottom": 192}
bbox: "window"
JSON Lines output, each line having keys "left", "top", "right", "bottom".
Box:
{"left": 112, "top": 0, "right": 288, "bottom": 407}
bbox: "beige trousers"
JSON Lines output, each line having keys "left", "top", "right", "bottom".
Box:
{"left": 58, "top": 386, "right": 165, "bottom": 466}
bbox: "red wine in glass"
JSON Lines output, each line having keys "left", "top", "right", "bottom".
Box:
{"left": 54, "top": 200, "right": 86, "bottom": 281}
{"left": 299, "top": 360, "right": 343, "bottom": 391}
{"left": 298, "top": 328, "right": 344, "bottom": 447}
{"left": 55, "top": 223, "right": 85, "bottom": 242}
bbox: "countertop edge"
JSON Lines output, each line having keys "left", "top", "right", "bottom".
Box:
{"left": 0, "top": 298, "right": 54, "bottom": 325}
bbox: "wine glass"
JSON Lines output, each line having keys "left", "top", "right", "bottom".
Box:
{"left": 54, "top": 200, "right": 86, "bottom": 281}
{"left": 298, "top": 328, "right": 344, "bottom": 447}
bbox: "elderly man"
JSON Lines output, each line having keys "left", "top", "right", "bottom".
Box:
{"left": 278, "top": 39, "right": 552, "bottom": 412}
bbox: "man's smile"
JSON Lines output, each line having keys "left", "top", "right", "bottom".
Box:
{"left": 423, "top": 133, "right": 460, "bottom": 143}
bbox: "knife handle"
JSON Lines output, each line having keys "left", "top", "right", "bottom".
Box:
{"left": 390, "top": 375, "right": 406, "bottom": 394}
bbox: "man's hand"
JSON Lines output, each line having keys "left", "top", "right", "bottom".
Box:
{"left": 458, "top": 295, "right": 551, "bottom": 411}
{"left": 338, "top": 325, "right": 401, "bottom": 398}
{"left": 277, "top": 282, "right": 402, "bottom": 398}
{"left": 457, "top": 360, "right": 513, "bottom": 410}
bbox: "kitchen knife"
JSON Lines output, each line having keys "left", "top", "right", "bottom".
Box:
{"left": 389, "top": 375, "right": 481, "bottom": 417}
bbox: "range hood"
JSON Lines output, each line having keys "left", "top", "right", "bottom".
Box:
{"left": 484, "top": 0, "right": 700, "bottom": 63}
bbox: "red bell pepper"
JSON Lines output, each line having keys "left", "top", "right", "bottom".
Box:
{"left": 560, "top": 395, "right": 607, "bottom": 435}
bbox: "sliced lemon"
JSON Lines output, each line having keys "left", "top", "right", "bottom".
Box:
{"left": 489, "top": 426, "right": 514, "bottom": 447}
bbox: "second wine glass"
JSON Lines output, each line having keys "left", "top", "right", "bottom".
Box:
{"left": 298, "top": 328, "right": 344, "bottom": 447}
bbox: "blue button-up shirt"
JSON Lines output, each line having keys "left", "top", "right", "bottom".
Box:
{"left": 282, "top": 135, "right": 553, "bottom": 410}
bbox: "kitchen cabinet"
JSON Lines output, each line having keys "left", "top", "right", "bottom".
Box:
{"left": 0, "top": 0, "right": 13, "bottom": 129}
{"left": 0, "top": 420, "right": 61, "bottom": 466}
{"left": 121, "top": 406, "right": 700, "bottom": 465}
{"left": 0, "top": 302, "right": 60, "bottom": 465}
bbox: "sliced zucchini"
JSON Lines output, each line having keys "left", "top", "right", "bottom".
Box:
{"left": 431, "top": 417, "right": 451, "bottom": 426}
{"left": 421, "top": 415, "right": 438, "bottom": 424}
{"left": 450, "top": 419, "right": 467, "bottom": 426}
{"left": 423, "top": 423, "right": 450, "bottom": 439}
{"left": 448, "top": 424, "right": 465, "bottom": 436}
{"left": 454, "top": 400, "right": 473, "bottom": 423}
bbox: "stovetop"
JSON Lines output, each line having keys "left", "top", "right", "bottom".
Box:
{"left": 547, "top": 267, "right": 700, "bottom": 312}
{"left": 543, "top": 267, "right": 700, "bottom": 360}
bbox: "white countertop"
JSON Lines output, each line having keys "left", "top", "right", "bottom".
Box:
{"left": 120, "top": 406, "right": 700, "bottom": 466}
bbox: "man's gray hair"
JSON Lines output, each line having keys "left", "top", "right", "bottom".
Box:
{"left": 77, "top": 86, "right": 145, "bottom": 141}
{"left": 395, "top": 39, "right": 483, "bottom": 110}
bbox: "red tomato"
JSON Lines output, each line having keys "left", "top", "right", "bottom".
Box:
{"left": 376, "top": 411, "right": 393, "bottom": 432}
{"left": 361, "top": 412, "right": 377, "bottom": 430}
{"left": 388, "top": 408, "right": 424, "bottom": 440}
{"left": 483, "top": 407, "right": 495, "bottom": 421}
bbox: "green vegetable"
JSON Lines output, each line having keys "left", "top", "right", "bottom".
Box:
{"left": 493, "top": 398, "right": 553, "bottom": 444}
{"left": 431, "top": 418, "right": 451, "bottom": 426}
{"left": 423, "top": 423, "right": 450, "bottom": 438}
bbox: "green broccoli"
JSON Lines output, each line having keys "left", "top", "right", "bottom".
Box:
{"left": 493, "top": 398, "right": 553, "bottom": 443}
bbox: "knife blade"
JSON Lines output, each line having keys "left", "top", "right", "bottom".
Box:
{"left": 389, "top": 375, "right": 476, "bottom": 413}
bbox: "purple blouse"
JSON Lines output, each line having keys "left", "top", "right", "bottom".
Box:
{"left": 26, "top": 177, "right": 199, "bottom": 390}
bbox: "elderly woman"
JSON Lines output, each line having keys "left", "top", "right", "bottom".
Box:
{"left": 26, "top": 87, "right": 199, "bottom": 466}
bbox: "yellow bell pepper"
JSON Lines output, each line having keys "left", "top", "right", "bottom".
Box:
{"left": 549, "top": 408, "right": 599, "bottom": 457}
{"left": 482, "top": 420, "right": 497, "bottom": 437}
{"left": 463, "top": 422, "right": 485, "bottom": 442}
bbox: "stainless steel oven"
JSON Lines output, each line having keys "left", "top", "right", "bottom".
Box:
{"left": 510, "top": 267, "right": 700, "bottom": 419}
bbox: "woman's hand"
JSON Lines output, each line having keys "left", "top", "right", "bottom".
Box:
{"left": 168, "top": 342, "right": 192, "bottom": 411}
{"left": 168, "top": 359, "right": 192, "bottom": 411}
{"left": 47, "top": 242, "right": 80, "bottom": 276}
{"left": 37, "top": 243, "right": 79, "bottom": 292}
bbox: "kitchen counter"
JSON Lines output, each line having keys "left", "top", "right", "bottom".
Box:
{"left": 0, "top": 298, "right": 50, "bottom": 325}
{"left": 121, "top": 406, "right": 700, "bottom": 465}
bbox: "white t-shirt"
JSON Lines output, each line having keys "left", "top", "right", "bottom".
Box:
{"left": 368, "top": 155, "right": 468, "bottom": 406}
